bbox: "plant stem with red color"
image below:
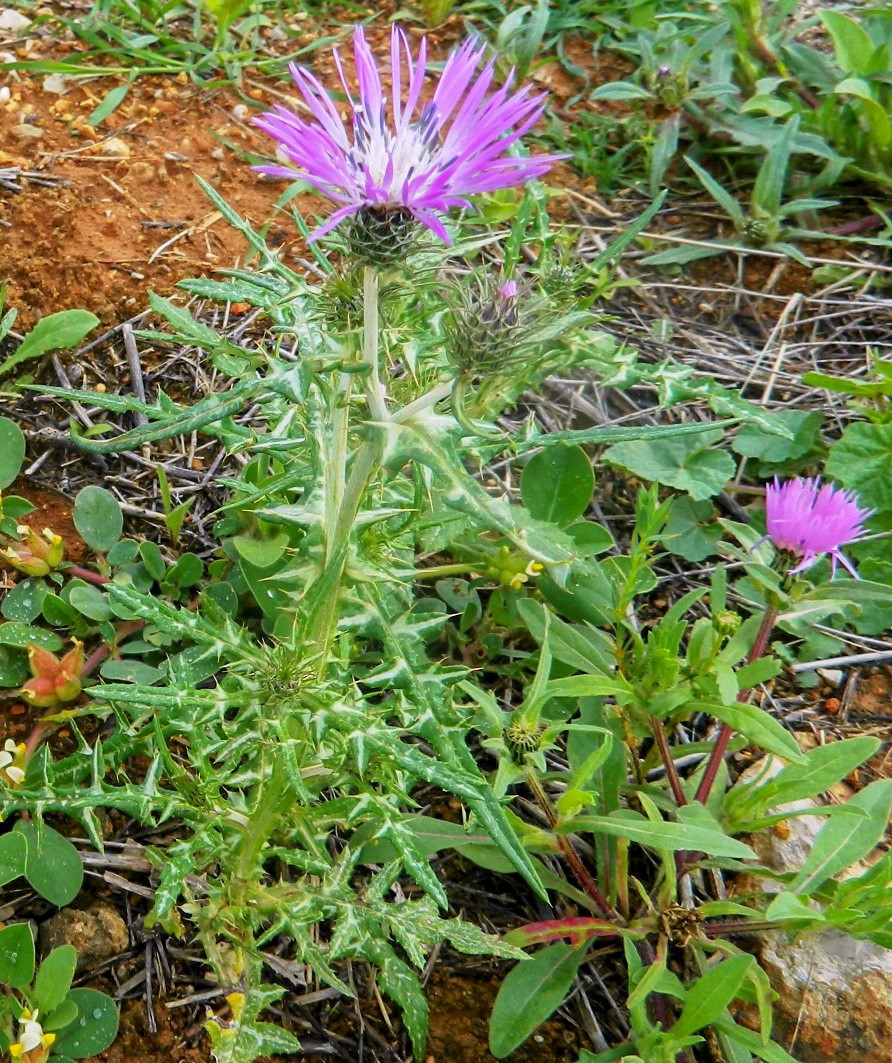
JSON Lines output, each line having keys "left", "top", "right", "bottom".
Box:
{"left": 65, "top": 565, "right": 111, "bottom": 586}
{"left": 82, "top": 620, "right": 146, "bottom": 677}
{"left": 525, "top": 768, "right": 622, "bottom": 923}
{"left": 694, "top": 605, "right": 779, "bottom": 805}
{"left": 651, "top": 719, "right": 687, "bottom": 806}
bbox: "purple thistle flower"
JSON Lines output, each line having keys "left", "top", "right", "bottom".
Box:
{"left": 765, "top": 476, "right": 872, "bottom": 578}
{"left": 253, "top": 25, "right": 563, "bottom": 243}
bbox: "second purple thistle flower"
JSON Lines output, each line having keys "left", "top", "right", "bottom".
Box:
{"left": 765, "top": 476, "right": 872, "bottom": 578}
{"left": 254, "top": 25, "right": 563, "bottom": 242}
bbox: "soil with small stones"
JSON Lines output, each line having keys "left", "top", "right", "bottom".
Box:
{"left": 0, "top": 70, "right": 290, "bottom": 327}
{"left": 2, "top": 8, "right": 891, "bottom": 1063}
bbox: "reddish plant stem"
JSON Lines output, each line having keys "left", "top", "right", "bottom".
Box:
{"left": 651, "top": 719, "right": 687, "bottom": 807}
{"left": 525, "top": 769, "right": 622, "bottom": 923}
{"left": 828, "top": 215, "right": 885, "bottom": 237}
{"left": 22, "top": 722, "right": 47, "bottom": 764}
{"left": 525, "top": 770, "right": 679, "bottom": 1035}
{"left": 694, "top": 605, "right": 779, "bottom": 805}
{"left": 65, "top": 565, "right": 111, "bottom": 586}
{"left": 747, "top": 34, "right": 820, "bottom": 109}
{"left": 82, "top": 620, "right": 146, "bottom": 678}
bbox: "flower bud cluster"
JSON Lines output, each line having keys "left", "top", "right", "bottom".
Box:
{"left": 22, "top": 641, "right": 84, "bottom": 708}
{"left": 1, "top": 525, "right": 65, "bottom": 578}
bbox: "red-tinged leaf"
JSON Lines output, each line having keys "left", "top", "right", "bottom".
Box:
{"left": 505, "top": 917, "right": 623, "bottom": 947}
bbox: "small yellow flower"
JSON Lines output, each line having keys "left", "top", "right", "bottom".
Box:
{"left": 488, "top": 545, "right": 545, "bottom": 590}
{"left": 0, "top": 739, "right": 27, "bottom": 787}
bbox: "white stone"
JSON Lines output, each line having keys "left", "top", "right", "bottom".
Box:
{"left": 0, "top": 9, "right": 31, "bottom": 31}
{"left": 98, "top": 137, "right": 130, "bottom": 158}
{"left": 41, "top": 73, "right": 67, "bottom": 95}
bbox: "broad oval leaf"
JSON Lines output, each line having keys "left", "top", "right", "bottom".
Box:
{"left": 0, "top": 922, "right": 35, "bottom": 988}
{"left": 53, "top": 988, "right": 119, "bottom": 1058}
{"left": 73, "top": 485, "right": 124, "bottom": 553}
{"left": 521, "top": 444, "right": 595, "bottom": 527}
{"left": 15, "top": 821, "right": 84, "bottom": 906}
{"left": 0, "top": 416, "right": 25, "bottom": 487}
{"left": 0, "top": 830, "right": 27, "bottom": 887}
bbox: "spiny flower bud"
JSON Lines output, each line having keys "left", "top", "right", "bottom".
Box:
{"left": 317, "top": 267, "right": 365, "bottom": 332}
{"left": 445, "top": 274, "right": 525, "bottom": 376}
{"left": 504, "top": 716, "right": 545, "bottom": 762}
{"left": 22, "top": 640, "right": 84, "bottom": 708}
{"left": 1, "top": 525, "right": 65, "bottom": 578}
{"left": 340, "top": 206, "right": 421, "bottom": 268}
{"left": 742, "top": 215, "right": 776, "bottom": 247}
{"left": 258, "top": 645, "right": 312, "bottom": 707}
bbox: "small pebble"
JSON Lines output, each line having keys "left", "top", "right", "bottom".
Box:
{"left": 0, "top": 8, "right": 31, "bottom": 31}
{"left": 97, "top": 136, "right": 129, "bottom": 158}
{"left": 42, "top": 72, "right": 67, "bottom": 94}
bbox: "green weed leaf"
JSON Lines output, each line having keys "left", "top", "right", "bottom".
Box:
{"left": 604, "top": 430, "right": 734, "bottom": 501}
{"left": 489, "top": 944, "right": 587, "bottom": 1058}
{"left": 0, "top": 310, "right": 98, "bottom": 378}
{"left": 73, "top": 486, "right": 124, "bottom": 552}
{"left": 0, "top": 922, "right": 35, "bottom": 988}
{"left": 790, "top": 779, "right": 892, "bottom": 893}
{"left": 0, "top": 417, "right": 25, "bottom": 487}
{"left": 672, "top": 955, "right": 753, "bottom": 1037}
{"left": 15, "top": 821, "right": 84, "bottom": 906}
{"left": 521, "top": 445, "right": 595, "bottom": 526}
{"left": 53, "top": 989, "right": 119, "bottom": 1058}
{"left": 34, "top": 945, "right": 77, "bottom": 1013}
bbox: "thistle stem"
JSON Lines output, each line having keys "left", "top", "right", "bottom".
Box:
{"left": 363, "top": 267, "right": 388, "bottom": 422}
{"left": 694, "top": 605, "right": 779, "bottom": 805}
{"left": 323, "top": 372, "right": 353, "bottom": 563}
{"left": 228, "top": 271, "right": 392, "bottom": 899}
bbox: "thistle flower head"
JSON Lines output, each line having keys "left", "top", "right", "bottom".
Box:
{"left": 765, "top": 476, "right": 872, "bottom": 578}
{"left": 254, "top": 25, "right": 562, "bottom": 246}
